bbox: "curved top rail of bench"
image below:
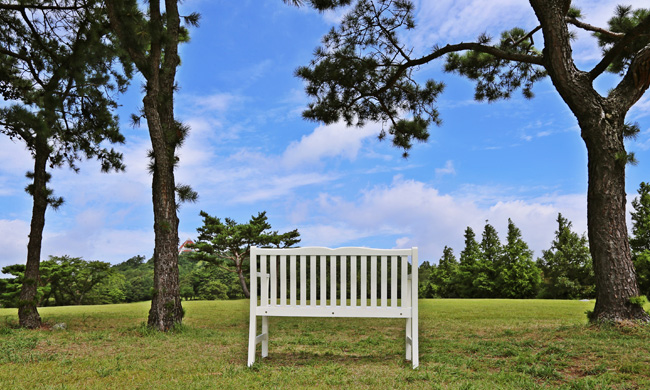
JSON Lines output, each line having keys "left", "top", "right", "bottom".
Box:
{"left": 251, "top": 246, "right": 417, "bottom": 256}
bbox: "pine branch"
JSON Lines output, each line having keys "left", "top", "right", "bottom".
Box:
{"left": 589, "top": 14, "right": 650, "bottom": 80}
{"left": 0, "top": 2, "right": 85, "bottom": 12}
{"left": 379, "top": 42, "right": 543, "bottom": 96}
{"left": 19, "top": 7, "right": 58, "bottom": 61}
{"left": 609, "top": 44, "right": 650, "bottom": 112}
{"left": 507, "top": 25, "right": 542, "bottom": 48}
{"left": 0, "top": 47, "right": 46, "bottom": 88}
{"left": 104, "top": 0, "right": 150, "bottom": 75}
{"left": 566, "top": 16, "right": 624, "bottom": 39}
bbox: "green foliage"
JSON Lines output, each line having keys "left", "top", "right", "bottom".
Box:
{"left": 285, "top": 0, "right": 354, "bottom": 10}
{"left": 594, "top": 5, "right": 650, "bottom": 75}
{"left": 496, "top": 219, "right": 541, "bottom": 299}
{"left": 2, "top": 256, "right": 117, "bottom": 307}
{"left": 537, "top": 214, "right": 595, "bottom": 299}
{"left": 296, "top": 0, "right": 443, "bottom": 156}
{"left": 445, "top": 28, "right": 546, "bottom": 101}
{"left": 189, "top": 211, "right": 301, "bottom": 297}
{"left": 425, "top": 246, "right": 460, "bottom": 298}
{"left": 474, "top": 221, "right": 501, "bottom": 298}
{"left": 0, "top": 0, "right": 128, "bottom": 173}
{"left": 114, "top": 256, "right": 155, "bottom": 303}
{"left": 457, "top": 227, "right": 483, "bottom": 298}
{"left": 628, "top": 295, "right": 647, "bottom": 307}
{"left": 41, "top": 256, "right": 114, "bottom": 306}
{"left": 631, "top": 182, "right": 650, "bottom": 297}
{"left": 0, "top": 265, "right": 25, "bottom": 308}
{"left": 631, "top": 182, "right": 650, "bottom": 253}
{"left": 434, "top": 220, "right": 541, "bottom": 299}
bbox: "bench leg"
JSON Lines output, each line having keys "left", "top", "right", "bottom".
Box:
{"left": 412, "top": 316, "right": 419, "bottom": 368}
{"left": 247, "top": 315, "right": 257, "bottom": 367}
{"left": 261, "top": 316, "right": 269, "bottom": 358}
{"left": 405, "top": 317, "right": 412, "bottom": 361}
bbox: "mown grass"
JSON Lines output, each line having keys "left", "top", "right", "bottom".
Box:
{"left": 1, "top": 300, "right": 649, "bottom": 389}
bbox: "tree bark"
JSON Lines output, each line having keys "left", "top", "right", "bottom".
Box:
{"left": 143, "top": 89, "right": 184, "bottom": 330}
{"left": 18, "top": 144, "right": 48, "bottom": 329}
{"left": 237, "top": 265, "right": 251, "bottom": 298}
{"left": 582, "top": 116, "right": 650, "bottom": 321}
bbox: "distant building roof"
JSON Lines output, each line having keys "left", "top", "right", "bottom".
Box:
{"left": 179, "top": 239, "right": 195, "bottom": 254}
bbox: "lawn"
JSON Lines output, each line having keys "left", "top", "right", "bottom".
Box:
{"left": 1, "top": 299, "right": 649, "bottom": 389}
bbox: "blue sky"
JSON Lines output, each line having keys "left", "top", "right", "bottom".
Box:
{"left": 1, "top": 0, "right": 650, "bottom": 272}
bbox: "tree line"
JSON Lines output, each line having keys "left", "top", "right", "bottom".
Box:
{"left": 0, "top": 252, "right": 246, "bottom": 308}
{"left": 420, "top": 182, "right": 650, "bottom": 301}
{"left": 3, "top": 181, "right": 649, "bottom": 307}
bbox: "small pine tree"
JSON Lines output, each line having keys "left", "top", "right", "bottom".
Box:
{"left": 496, "top": 219, "right": 541, "bottom": 298}
{"left": 537, "top": 214, "right": 595, "bottom": 299}
{"left": 476, "top": 222, "right": 501, "bottom": 298}
{"left": 427, "top": 246, "right": 460, "bottom": 298}
{"left": 458, "top": 227, "right": 482, "bottom": 298}
{"left": 189, "top": 211, "right": 300, "bottom": 298}
{"left": 631, "top": 182, "right": 650, "bottom": 297}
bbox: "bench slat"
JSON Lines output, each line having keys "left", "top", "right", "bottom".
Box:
{"left": 401, "top": 255, "right": 407, "bottom": 308}
{"left": 351, "top": 256, "right": 357, "bottom": 307}
{"left": 300, "top": 255, "right": 306, "bottom": 306}
{"left": 370, "top": 256, "right": 377, "bottom": 308}
{"left": 280, "top": 255, "right": 287, "bottom": 306}
{"left": 270, "top": 255, "right": 277, "bottom": 305}
{"left": 330, "top": 255, "right": 336, "bottom": 306}
{"left": 381, "top": 255, "right": 387, "bottom": 308}
{"left": 290, "top": 255, "right": 297, "bottom": 307}
{"left": 361, "top": 256, "right": 367, "bottom": 308}
{"left": 391, "top": 256, "right": 397, "bottom": 307}
{"left": 320, "top": 255, "right": 326, "bottom": 307}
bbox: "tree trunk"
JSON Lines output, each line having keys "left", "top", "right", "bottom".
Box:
{"left": 237, "top": 266, "right": 251, "bottom": 298}
{"left": 582, "top": 117, "right": 650, "bottom": 322}
{"left": 18, "top": 148, "right": 48, "bottom": 329}
{"left": 144, "top": 94, "right": 184, "bottom": 330}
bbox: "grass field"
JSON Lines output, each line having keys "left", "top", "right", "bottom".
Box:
{"left": 1, "top": 299, "right": 649, "bottom": 389}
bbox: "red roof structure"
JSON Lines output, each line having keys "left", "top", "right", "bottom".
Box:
{"left": 178, "top": 239, "right": 195, "bottom": 254}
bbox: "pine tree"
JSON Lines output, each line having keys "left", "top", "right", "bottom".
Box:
{"left": 631, "top": 182, "right": 650, "bottom": 297}
{"left": 496, "top": 219, "right": 541, "bottom": 299}
{"left": 457, "top": 227, "right": 482, "bottom": 298}
{"left": 0, "top": 1, "right": 128, "bottom": 328}
{"left": 476, "top": 222, "right": 501, "bottom": 298}
{"left": 294, "top": 0, "right": 650, "bottom": 322}
{"left": 189, "top": 211, "right": 301, "bottom": 298}
{"left": 427, "top": 246, "right": 459, "bottom": 298}
{"left": 104, "top": 0, "right": 200, "bottom": 330}
{"left": 537, "top": 214, "right": 595, "bottom": 299}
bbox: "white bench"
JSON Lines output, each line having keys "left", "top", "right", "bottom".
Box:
{"left": 247, "top": 246, "right": 419, "bottom": 368}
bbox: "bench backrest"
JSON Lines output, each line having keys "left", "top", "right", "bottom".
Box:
{"left": 250, "top": 246, "right": 418, "bottom": 318}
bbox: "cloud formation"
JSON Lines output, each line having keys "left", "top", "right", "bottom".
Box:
{"left": 295, "top": 175, "right": 587, "bottom": 262}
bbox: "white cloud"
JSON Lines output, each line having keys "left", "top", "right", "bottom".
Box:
{"left": 0, "top": 136, "right": 33, "bottom": 177}
{"left": 435, "top": 160, "right": 456, "bottom": 177}
{"left": 411, "top": 0, "right": 535, "bottom": 49}
{"left": 235, "top": 172, "right": 338, "bottom": 203}
{"left": 0, "top": 219, "right": 29, "bottom": 272}
{"left": 182, "top": 92, "right": 244, "bottom": 114}
{"left": 41, "top": 228, "right": 154, "bottom": 264}
{"left": 294, "top": 176, "right": 588, "bottom": 262}
{"left": 282, "top": 122, "right": 378, "bottom": 167}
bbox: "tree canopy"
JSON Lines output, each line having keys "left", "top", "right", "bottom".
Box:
{"left": 190, "top": 211, "right": 301, "bottom": 298}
